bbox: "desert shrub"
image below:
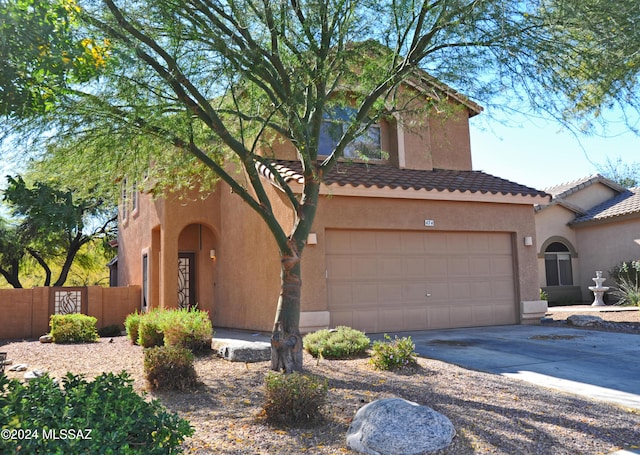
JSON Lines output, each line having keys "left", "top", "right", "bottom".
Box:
{"left": 611, "top": 276, "right": 640, "bottom": 306}
{"left": 370, "top": 334, "right": 418, "bottom": 371}
{"left": 125, "top": 311, "right": 142, "bottom": 344}
{"left": 137, "top": 309, "right": 166, "bottom": 348}
{"left": 303, "top": 326, "right": 370, "bottom": 359}
{"left": 0, "top": 372, "right": 193, "bottom": 455}
{"left": 610, "top": 260, "right": 640, "bottom": 288}
{"left": 263, "top": 372, "right": 328, "bottom": 426}
{"left": 144, "top": 345, "right": 198, "bottom": 390}
{"left": 540, "top": 288, "right": 548, "bottom": 301}
{"left": 162, "top": 308, "right": 213, "bottom": 352}
{"left": 49, "top": 314, "right": 99, "bottom": 343}
{"left": 98, "top": 324, "right": 123, "bottom": 337}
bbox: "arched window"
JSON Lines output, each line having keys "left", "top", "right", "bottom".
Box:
{"left": 544, "top": 242, "right": 573, "bottom": 286}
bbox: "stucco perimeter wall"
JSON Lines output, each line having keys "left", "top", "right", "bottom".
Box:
{"left": 0, "top": 286, "right": 140, "bottom": 340}
{"left": 301, "top": 195, "right": 540, "bottom": 319}
{"left": 574, "top": 217, "right": 640, "bottom": 301}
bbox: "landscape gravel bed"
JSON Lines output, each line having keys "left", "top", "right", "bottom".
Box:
{"left": 1, "top": 308, "right": 639, "bottom": 454}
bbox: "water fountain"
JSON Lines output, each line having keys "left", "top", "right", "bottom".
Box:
{"left": 588, "top": 271, "right": 609, "bottom": 306}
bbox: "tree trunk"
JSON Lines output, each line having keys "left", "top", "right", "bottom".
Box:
{"left": 0, "top": 261, "right": 22, "bottom": 288}
{"left": 271, "top": 250, "right": 303, "bottom": 373}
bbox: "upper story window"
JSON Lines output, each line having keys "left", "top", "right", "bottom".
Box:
{"left": 318, "top": 107, "right": 382, "bottom": 160}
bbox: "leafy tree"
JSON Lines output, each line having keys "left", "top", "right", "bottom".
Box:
{"left": 597, "top": 157, "right": 640, "bottom": 188}
{"left": 2, "top": 0, "right": 640, "bottom": 371}
{"left": 0, "top": 175, "right": 116, "bottom": 287}
{"left": 0, "top": 217, "right": 27, "bottom": 288}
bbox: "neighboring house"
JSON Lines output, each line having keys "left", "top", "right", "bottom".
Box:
{"left": 535, "top": 175, "right": 640, "bottom": 304}
{"left": 116, "top": 79, "right": 549, "bottom": 333}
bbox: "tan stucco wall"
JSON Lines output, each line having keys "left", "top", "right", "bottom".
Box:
{"left": 265, "top": 105, "right": 472, "bottom": 173}
{"left": 428, "top": 108, "right": 473, "bottom": 171}
{"left": 562, "top": 183, "right": 618, "bottom": 212}
{"left": 118, "top": 188, "right": 220, "bottom": 317}
{"left": 574, "top": 217, "right": 640, "bottom": 301}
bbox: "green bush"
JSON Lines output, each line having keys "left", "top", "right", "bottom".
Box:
{"left": 144, "top": 345, "right": 198, "bottom": 391}
{"left": 0, "top": 372, "right": 193, "bottom": 455}
{"left": 263, "top": 372, "right": 328, "bottom": 426}
{"left": 303, "top": 326, "right": 370, "bottom": 359}
{"left": 137, "top": 309, "right": 166, "bottom": 348}
{"left": 540, "top": 288, "right": 548, "bottom": 301}
{"left": 124, "top": 311, "right": 142, "bottom": 344}
{"left": 49, "top": 314, "right": 99, "bottom": 343}
{"left": 98, "top": 324, "right": 123, "bottom": 337}
{"left": 125, "top": 308, "right": 213, "bottom": 351}
{"left": 162, "top": 308, "right": 213, "bottom": 352}
{"left": 370, "top": 334, "right": 418, "bottom": 371}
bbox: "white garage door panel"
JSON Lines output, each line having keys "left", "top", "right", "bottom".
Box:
{"left": 326, "top": 230, "right": 517, "bottom": 332}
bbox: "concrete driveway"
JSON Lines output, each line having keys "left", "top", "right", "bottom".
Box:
{"left": 374, "top": 324, "right": 640, "bottom": 410}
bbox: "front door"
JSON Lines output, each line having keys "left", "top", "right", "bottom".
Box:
{"left": 178, "top": 252, "right": 196, "bottom": 309}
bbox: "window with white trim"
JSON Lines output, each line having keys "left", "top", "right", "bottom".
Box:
{"left": 544, "top": 242, "right": 573, "bottom": 286}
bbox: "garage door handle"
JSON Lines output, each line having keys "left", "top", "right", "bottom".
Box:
{"left": 425, "top": 293, "right": 431, "bottom": 297}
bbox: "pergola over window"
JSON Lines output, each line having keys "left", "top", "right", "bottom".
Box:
{"left": 544, "top": 242, "right": 573, "bottom": 286}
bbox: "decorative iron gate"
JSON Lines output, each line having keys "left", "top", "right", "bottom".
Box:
{"left": 49, "top": 288, "right": 88, "bottom": 315}
{"left": 178, "top": 253, "right": 195, "bottom": 309}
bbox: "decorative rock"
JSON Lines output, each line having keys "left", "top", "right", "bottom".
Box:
{"left": 24, "top": 370, "right": 45, "bottom": 380}
{"left": 9, "top": 364, "right": 28, "bottom": 372}
{"left": 567, "top": 315, "right": 603, "bottom": 327}
{"left": 39, "top": 334, "right": 53, "bottom": 343}
{"left": 211, "top": 338, "right": 271, "bottom": 363}
{"left": 346, "top": 398, "right": 455, "bottom": 455}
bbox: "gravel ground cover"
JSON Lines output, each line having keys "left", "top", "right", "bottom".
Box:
{"left": 1, "top": 307, "right": 639, "bottom": 454}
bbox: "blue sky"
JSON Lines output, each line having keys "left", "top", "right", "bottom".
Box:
{"left": 469, "top": 114, "right": 640, "bottom": 191}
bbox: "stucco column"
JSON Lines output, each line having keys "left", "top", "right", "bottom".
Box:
{"left": 159, "top": 226, "right": 179, "bottom": 309}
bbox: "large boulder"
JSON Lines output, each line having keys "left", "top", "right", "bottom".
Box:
{"left": 211, "top": 338, "right": 271, "bottom": 362}
{"left": 346, "top": 398, "right": 455, "bottom": 455}
{"left": 567, "top": 315, "right": 603, "bottom": 327}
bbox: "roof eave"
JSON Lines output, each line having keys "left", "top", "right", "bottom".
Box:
{"left": 320, "top": 183, "right": 547, "bottom": 204}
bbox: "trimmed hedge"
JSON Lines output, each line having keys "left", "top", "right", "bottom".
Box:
{"left": 49, "top": 314, "right": 99, "bottom": 343}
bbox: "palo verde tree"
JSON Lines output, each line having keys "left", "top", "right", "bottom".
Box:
{"left": 2, "top": 0, "right": 640, "bottom": 371}
{"left": 0, "top": 175, "right": 117, "bottom": 288}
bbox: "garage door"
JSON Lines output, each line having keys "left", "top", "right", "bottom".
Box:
{"left": 326, "top": 230, "right": 516, "bottom": 332}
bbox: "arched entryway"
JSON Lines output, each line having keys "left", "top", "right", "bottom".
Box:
{"left": 177, "top": 223, "right": 218, "bottom": 314}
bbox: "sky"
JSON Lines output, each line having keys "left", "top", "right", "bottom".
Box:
{"left": 469, "top": 113, "right": 640, "bottom": 191}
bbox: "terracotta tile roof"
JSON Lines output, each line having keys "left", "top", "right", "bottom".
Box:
{"left": 571, "top": 188, "right": 640, "bottom": 225}
{"left": 263, "top": 160, "right": 548, "bottom": 199}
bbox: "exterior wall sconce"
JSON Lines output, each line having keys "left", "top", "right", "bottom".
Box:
{"left": 307, "top": 233, "right": 318, "bottom": 245}
{"left": 210, "top": 249, "right": 216, "bottom": 260}
{"left": 523, "top": 236, "right": 533, "bottom": 247}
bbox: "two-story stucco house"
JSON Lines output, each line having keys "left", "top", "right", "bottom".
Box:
{"left": 115, "top": 78, "right": 549, "bottom": 333}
